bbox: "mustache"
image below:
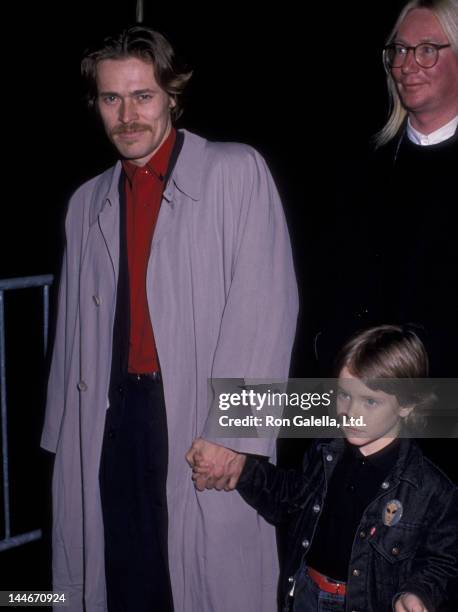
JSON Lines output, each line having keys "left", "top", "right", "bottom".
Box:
{"left": 111, "top": 123, "right": 152, "bottom": 136}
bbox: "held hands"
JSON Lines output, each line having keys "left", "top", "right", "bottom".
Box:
{"left": 394, "top": 593, "right": 429, "bottom": 612}
{"left": 186, "top": 438, "right": 246, "bottom": 491}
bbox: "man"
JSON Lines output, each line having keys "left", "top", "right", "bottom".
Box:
{"left": 41, "top": 26, "right": 298, "bottom": 612}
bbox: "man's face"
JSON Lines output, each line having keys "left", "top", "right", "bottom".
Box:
{"left": 391, "top": 8, "right": 458, "bottom": 128}
{"left": 96, "top": 57, "right": 175, "bottom": 166}
{"left": 336, "top": 367, "right": 412, "bottom": 456}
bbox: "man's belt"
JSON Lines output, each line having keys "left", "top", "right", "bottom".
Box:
{"left": 127, "top": 371, "right": 162, "bottom": 382}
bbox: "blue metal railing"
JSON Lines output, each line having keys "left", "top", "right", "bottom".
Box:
{"left": 0, "top": 274, "right": 54, "bottom": 552}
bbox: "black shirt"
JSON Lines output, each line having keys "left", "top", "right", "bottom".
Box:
{"left": 306, "top": 438, "right": 401, "bottom": 581}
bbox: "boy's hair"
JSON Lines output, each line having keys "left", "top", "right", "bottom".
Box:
{"left": 334, "top": 325, "right": 435, "bottom": 427}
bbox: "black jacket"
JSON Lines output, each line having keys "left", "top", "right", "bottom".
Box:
{"left": 314, "top": 127, "right": 458, "bottom": 379}
{"left": 237, "top": 438, "right": 458, "bottom": 611}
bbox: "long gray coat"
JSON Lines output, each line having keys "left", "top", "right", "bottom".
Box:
{"left": 41, "top": 130, "right": 298, "bottom": 612}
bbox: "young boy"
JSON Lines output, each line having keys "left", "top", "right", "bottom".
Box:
{"left": 192, "top": 325, "right": 458, "bottom": 611}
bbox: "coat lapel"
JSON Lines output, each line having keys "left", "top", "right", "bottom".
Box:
{"left": 90, "top": 162, "right": 122, "bottom": 285}
{"left": 151, "top": 129, "right": 205, "bottom": 250}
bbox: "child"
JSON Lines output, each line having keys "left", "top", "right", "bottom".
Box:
{"left": 193, "top": 325, "right": 458, "bottom": 611}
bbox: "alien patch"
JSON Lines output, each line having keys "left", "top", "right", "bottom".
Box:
{"left": 382, "top": 499, "right": 403, "bottom": 526}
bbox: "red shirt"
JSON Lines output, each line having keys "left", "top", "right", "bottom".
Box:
{"left": 122, "top": 128, "right": 176, "bottom": 373}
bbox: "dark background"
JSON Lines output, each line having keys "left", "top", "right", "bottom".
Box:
{"left": 1, "top": 0, "right": 456, "bottom": 606}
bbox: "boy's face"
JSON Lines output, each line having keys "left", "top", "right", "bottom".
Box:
{"left": 336, "top": 367, "right": 413, "bottom": 456}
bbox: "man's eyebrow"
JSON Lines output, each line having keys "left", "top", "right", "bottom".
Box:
{"left": 131, "top": 88, "right": 158, "bottom": 95}
{"left": 98, "top": 90, "right": 119, "bottom": 97}
{"left": 98, "top": 88, "right": 158, "bottom": 97}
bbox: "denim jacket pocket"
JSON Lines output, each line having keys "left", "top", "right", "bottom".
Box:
{"left": 369, "top": 522, "right": 422, "bottom": 563}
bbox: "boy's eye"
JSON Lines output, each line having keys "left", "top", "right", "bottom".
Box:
{"left": 365, "top": 398, "right": 379, "bottom": 407}
{"left": 337, "top": 390, "right": 351, "bottom": 401}
{"left": 137, "top": 93, "right": 153, "bottom": 102}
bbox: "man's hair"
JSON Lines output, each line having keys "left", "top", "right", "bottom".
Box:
{"left": 334, "top": 325, "right": 435, "bottom": 424}
{"left": 81, "top": 26, "right": 193, "bottom": 122}
{"left": 374, "top": 0, "right": 458, "bottom": 148}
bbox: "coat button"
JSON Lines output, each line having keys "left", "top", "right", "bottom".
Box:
{"left": 302, "top": 539, "right": 310, "bottom": 548}
{"left": 312, "top": 503, "right": 321, "bottom": 513}
{"left": 326, "top": 454, "right": 333, "bottom": 462}
{"left": 352, "top": 569, "right": 361, "bottom": 577}
{"left": 93, "top": 295, "right": 102, "bottom": 306}
{"left": 381, "top": 481, "right": 390, "bottom": 489}
{"left": 359, "top": 530, "right": 366, "bottom": 539}
{"left": 391, "top": 546, "right": 400, "bottom": 556}
{"left": 77, "top": 381, "right": 88, "bottom": 392}
{"left": 288, "top": 576, "right": 294, "bottom": 583}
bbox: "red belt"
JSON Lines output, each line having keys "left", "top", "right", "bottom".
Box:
{"left": 307, "top": 566, "right": 347, "bottom": 596}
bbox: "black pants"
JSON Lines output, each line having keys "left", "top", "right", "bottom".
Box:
{"left": 99, "top": 375, "right": 174, "bottom": 612}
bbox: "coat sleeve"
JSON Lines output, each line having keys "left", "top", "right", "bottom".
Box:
{"left": 201, "top": 146, "right": 299, "bottom": 457}
{"left": 40, "top": 189, "right": 86, "bottom": 453}
{"left": 40, "top": 248, "right": 68, "bottom": 453}
{"left": 235, "top": 442, "right": 317, "bottom": 524}
{"left": 393, "top": 484, "right": 458, "bottom": 610}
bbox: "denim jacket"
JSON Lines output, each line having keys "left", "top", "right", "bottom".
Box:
{"left": 237, "top": 438, "right": 458, "bottom": 612}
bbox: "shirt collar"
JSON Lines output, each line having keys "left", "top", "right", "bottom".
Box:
{"left": 346, "top": 437, "right": 401, "bottom": 474}
{"left": 407, "top": 115, "right": 458, "bottom": 146}
{"left": 122, "top": 127, "right": 176, "bottom": 185}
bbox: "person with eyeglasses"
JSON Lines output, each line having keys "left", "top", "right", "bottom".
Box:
{"left": 315, "top": 0, "right": 457, "bottom": 377}
{"left": 371, "top": 0, "right": 458, "bottom": 380}
{"left": 378, "top": 0, "right": 457, "bottom": 147}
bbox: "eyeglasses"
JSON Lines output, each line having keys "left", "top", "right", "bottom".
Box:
{"left": 383, "top": 42, "right": 451, "bottom": 69}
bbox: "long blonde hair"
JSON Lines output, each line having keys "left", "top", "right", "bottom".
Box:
{"left": 374, "top": 0, "right": 458, "bottom": 148}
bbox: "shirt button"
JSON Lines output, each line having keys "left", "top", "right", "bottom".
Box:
{"left": 391, "top": 546, "right": 400, "bottom": 556}
{"left": 93, "top": 295, "right": 102, "bottom": 306}
{"left": 77, "top": 381, "right": 88, "bottom": 392}
{"left": 381, "top": 481, "right": 390, "bottom": 489}
{"left": 313, "top": 504, "right": 321, "bottom": 513}
{"left": 288, "top": 576, "right": 294, "bottom": 583}
{"left": 302, "top": 539, "right": 310, "bottom": 548}
{"left": 352, "top": 569, "right": 361, "bottom": 577}
{"left": 359, "top": 530, "right": 366, "bottom": 539}
{"left": 326, "top": 454, "right": 333, "bottom": 462}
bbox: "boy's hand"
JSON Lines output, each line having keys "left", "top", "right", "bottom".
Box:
{"left": 186, "top": 438, "right": 247, "bottom": 491}
{"left": 394, "top": 593, "right": 429, "bottom": 612}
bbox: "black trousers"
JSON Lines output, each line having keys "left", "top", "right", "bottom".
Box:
{"left": 99, "top": 375, "right": 174, "bottom": 612}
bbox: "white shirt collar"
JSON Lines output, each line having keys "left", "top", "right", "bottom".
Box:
{"left": 407, "top": 115, "right": 458, "bottom": 146}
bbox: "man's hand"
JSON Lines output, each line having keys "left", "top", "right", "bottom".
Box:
{"left": 394, "top": 593, "right": 429, "bottom": 612}
{"left": 186, "top": 438, "right": 246, "bottom": 491}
